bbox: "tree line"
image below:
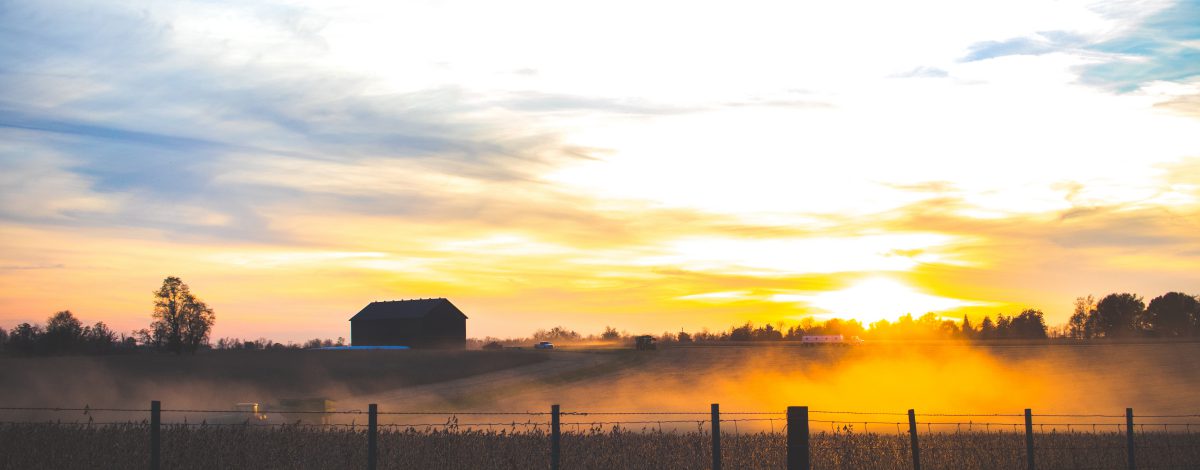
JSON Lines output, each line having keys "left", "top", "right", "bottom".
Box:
{"left": 494, "top": 291, "right": 1197, "bottom": 345}
{"left": 0, "top": 277, "right": 216, "bottom": 355}
{"left": 1067, "top": 292, "right": 1200, "bottom": 339}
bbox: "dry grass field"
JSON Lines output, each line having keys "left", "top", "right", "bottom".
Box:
{"left": 3, "top": 422, "right": 1199, "bottom": 469}
{"left": 2, "top": 342, "right": 1199, "bottom": 468}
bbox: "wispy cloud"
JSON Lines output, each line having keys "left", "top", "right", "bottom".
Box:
{"left": 961, "top": 32, "right": 1087, "bottom": 62}
{"left": 1079, "top": 0, "right": 1200, "bottom": 91}
{"left": 0, "top": 1, "right": 584, "bottom": 243}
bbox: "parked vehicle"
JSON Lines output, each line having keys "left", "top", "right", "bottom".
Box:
{"left": 534, "top": 341, "right": 554, "bottom": 350}
{"left": 634, "top": 335, "right": 657, "bottom": 350}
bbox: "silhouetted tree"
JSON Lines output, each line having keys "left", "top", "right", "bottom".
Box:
{"left": 0, "top": 326, "right": 7, "bottom": 351}
{"left": 1094, "top": 293, "right": 1144, "bottom": 338}
{"left": 979, "top": 316, "right": 996, "bottom": 340}
{"left": 600, "top": 326, "right": 621, "bottom": 341}
{"left": 150, "top": 276, "right": 216, "bottom": 354}
{"left": 753, "top": 323, "right": 783, "bottom": 341}
{"left": 728, "top": 322, "right": 753, "bottom": 341}
{"left": 83, "top": 321, "right": 117, "bottom": 352}
{"left": 677, "top": 331, "right": 692, "bottom": 343}
{"left": 532, "top": 326, "right": 581, "bottom": 342}
{"left": 995, "top": 315, "right": 1012, "bottom": 339}
{"left": 938, "top": 319, "right": 960, "bottom": 337}
{"left": 43, "top": 310, "right": 84, "bottom": 353}
{"left": 1143, "top": 292, "right": 1198, "bottom": 337}
{"left": 8, "top": 323, "right": 41, "bottom": 354}
{"left": 1010, "top": 309, "right": 1048, "bottom": 339}
{"left": 1069, "top": 295, "right": 1095, "bottom": 339}
{"left": 961, "top": 315, "right": 975, "bottom": 339}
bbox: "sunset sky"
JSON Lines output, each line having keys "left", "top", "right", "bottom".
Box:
{"left": 2, "top": 0, "right": 1199, "bottom": 341}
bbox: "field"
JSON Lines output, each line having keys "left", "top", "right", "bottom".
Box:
{"left": 3, "top": 342, "right": 1200, "bottom": 468}
{"left": 4, "top": 423, "right": 1200, "bottom": 469}
{"left": 0, "top": 349, "right": 549, "bottom": 412}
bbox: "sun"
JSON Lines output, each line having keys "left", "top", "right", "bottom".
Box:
{"left": 803, "top": 277, "right": 977, "bottom": 325}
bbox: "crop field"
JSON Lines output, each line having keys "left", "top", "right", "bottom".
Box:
{"left": 3, "top": 422, "right": 1200, "bottom": 469}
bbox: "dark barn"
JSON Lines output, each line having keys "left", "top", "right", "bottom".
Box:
{"left": 349, "top": 298, "right": 467, "bottom": 349}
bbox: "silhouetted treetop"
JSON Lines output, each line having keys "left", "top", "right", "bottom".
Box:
{"left": 150, "top": 276, "right": 216, "bottom": 354}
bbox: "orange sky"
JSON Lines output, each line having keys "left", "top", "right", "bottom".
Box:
{"left": 2, "top": 0, "right": 1199, "bottom": 341}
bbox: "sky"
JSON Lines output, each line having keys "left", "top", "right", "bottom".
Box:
{"left": 1, "top": 0, "right": 1199, "bottom": 341}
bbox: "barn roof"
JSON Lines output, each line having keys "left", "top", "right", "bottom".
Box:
{"left": 349, "top": 298, "right": 467, "bottom": 321}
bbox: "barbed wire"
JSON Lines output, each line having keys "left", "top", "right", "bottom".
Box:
{"left": 0, "top": 407, "right": 149, "bottom": 413}
{"left": 2, "top": 405, "right": 1198, "bottom": 422}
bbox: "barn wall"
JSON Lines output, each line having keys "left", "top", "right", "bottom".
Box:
{"left": 351, "top": 318, "right": 423, "bottom": 346}
{"left": 420, "top": 303, "right": 467, "bottom": 349}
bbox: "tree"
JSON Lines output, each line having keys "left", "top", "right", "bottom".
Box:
{"left": 0, "top": 326, "right": 7, "bottom": 351}
{"left": 532, "top": 326, "right": 581, "bottom": 342}
{"left": 1143, "top": 292, "right": 1198, "bottom": 337}
{"left": 995, "top": 315, "right": 1012, "bottom": 339}
{"left": 1093, "top": 293, "right": 1144, "bottom": 338}
{"left": 1010, "top": 309, "right": 1048, "bottom": 339}
{"left": 600, "top": 326, "right": 621, "bottom": 341}
{"left": 83, "top": 321, "right": 117, "bottom": 352}
{"left": 961, "top": 315, "right": 975, "bottom": 339}
{"left": 979, "top": 316, "right": 996, "bottom": 340}
{"left": 1069, "top": 296, "right": 1095, "bottom": 339}
{"left": 677, "top": 331, "right": 692, "bottom": 343}
{"left": 9, "top": 323, "right": 42, "bottom": 354}
{"left": 150, "top": 276, "right": 216, "bottom": 354}
{"left": 728, "top": 322, "right": 753, "bottom": 341}
{"left": 44, "top": 310, "right": 84, "bottom": 353}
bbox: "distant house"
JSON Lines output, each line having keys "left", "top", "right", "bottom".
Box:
{"left": 349, "top": 298, "right": 467, "bottom": 349}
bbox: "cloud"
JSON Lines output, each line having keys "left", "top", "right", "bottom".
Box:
{"left": 1078, "top": 0, "right": 1200, "bottom": 91}
{"left": 0, "top": 1, "right": 584, "bottom": 242}
{"left": 1154, "top": 92, "right": 1200, "bottom": 117}
{"left": 890, "top": 67, "right": 950, "bottom": 79}
{"left": 956, "top": 1, "right": 1199, "bottom": 92}
{"left": 0, "top": 264, "right": 65, "bottom": 271}
{"left": 497, "top": 92, "right": 702, "bottom": 115}
{"left": 961, "top": 35, "right": 1075, "bottom": 62}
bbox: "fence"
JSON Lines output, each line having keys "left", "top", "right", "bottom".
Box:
{"left": 2, "top": 403, "right": 1199, "bottom": 469}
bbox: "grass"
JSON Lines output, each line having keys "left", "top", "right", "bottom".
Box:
{"left": 3, "top": 422, "right": 1198, "bottom": 469}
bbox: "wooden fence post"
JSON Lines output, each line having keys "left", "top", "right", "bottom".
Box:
{"left": 367, "top": 404, "right": 377, "bottom": 470}
{"left": 908, "top": 409, "right": 921, "bottom": 470}
{"left": 551, "top": 404, "right": 561, "bottom": 470}
{"left": 1126, "top": 408, "right": 1135, "bottom": 470}
{"left": 711, "top": 403, "right": 721, "bottom": 470}
{"left": 1025, "top": 408, "right": 1035, "bottom": 470}
{"left": 787, "top": 406, "right": 810, "bottom": 470}
{"left": 150, "top": 400, "right": 160, "bottom": 470}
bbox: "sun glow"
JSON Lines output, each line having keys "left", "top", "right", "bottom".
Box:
{"left": 778, "top": 277, "right": 981, "bottom": 325}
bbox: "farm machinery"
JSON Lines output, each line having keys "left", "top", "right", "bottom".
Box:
{"left": 204, "top": 398, "right": 336, "bottom": 425}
